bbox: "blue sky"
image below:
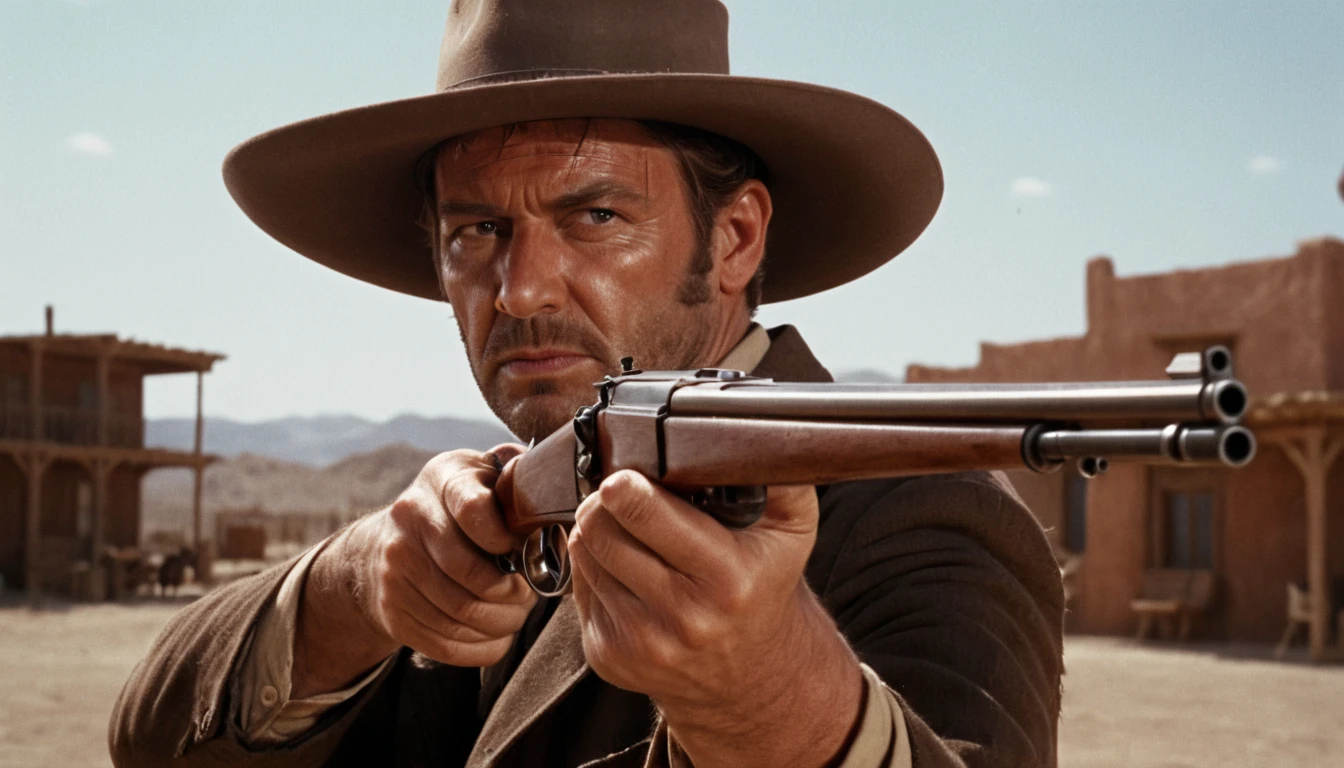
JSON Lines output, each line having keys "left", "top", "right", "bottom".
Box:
{"left": 3, "top": 0, "right": 1341, "bottom": 424}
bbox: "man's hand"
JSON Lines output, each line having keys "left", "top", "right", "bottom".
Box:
{"left": 568, "top": 471, "right": 864, "bottom": 768}
{"left": 292, "top": 446, "right": 537, "bottom": 699}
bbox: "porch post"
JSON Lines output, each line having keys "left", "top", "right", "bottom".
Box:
{"left": 1280, "top": 428, "right": 1342, "bottom": 662}
{"left": 192, "top": 370, "right": 204, "bottom": 553}
{"left": 91, "top": 353, "right": 112, "bottom": 598}
{"left": 29, "top": 341, "right": 43, "bottom": 442}
{"left": 90, "top": 459, "right": 112, "bottom": 600}
{"left": 25, "top": 342, "right": 46, "bottom": 604}
{"left": 24, "top": 454, "right": 51, "bottom": 605}
{"left": 97, "top": 353, "right": 110, "bottom": 447}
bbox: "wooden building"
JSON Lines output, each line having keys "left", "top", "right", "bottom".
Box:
{"left": 0, "top": 309, "right": 224, "bottom": 601}
{"left": 907, "top": 237, "right": 1344, "bottom": 660}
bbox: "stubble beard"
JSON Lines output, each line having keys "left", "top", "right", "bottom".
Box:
{"left": 461, "top": 244, "right": 719, "bottom": 442}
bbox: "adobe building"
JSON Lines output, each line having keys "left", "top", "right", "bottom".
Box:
{"left": 907, "top": 237, "right": 1344, "bottom": 660}
{"left": 0, "top": 308, "right": 225, "bottom": 601}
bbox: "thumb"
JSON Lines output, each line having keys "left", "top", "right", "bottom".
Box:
{"left": 755, "top": 483, "right": 819, "bottom": 536}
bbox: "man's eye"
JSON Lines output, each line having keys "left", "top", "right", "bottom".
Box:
{"left": 588, "top": 209, "right": 616, "bottom": 225}
{"left": 473, "top": 221, "right": 499, "bottom": 236}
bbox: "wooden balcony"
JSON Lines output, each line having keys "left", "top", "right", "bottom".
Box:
{"left": 0, "top": 405, "right": 144, "bottom": 448}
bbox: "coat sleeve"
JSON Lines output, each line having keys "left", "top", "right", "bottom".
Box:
{"left": 107, "top": 555, "right": 403, "bottom": 768}
{"left": 811, "top": 472, "right": 1065, "bottom": 768}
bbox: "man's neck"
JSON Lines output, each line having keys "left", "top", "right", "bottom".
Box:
{"left": 716, "top": 322, "right": 770, "bottom": 372}
{"left": 700, "top": 310, "right": 756, "bottom": 369}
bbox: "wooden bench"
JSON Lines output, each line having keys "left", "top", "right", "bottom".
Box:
{"left": 1131, "top": 569, "right": 1215, "bottom": 641}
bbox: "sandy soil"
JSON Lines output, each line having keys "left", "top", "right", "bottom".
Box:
{"left": 1, "top": 598, "right": 1342, "bottom": 767}
{"left": 1059, "top": 638, "right": 1344, "bottom": 767}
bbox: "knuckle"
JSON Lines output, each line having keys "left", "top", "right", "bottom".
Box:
{"left": 387, "top": 496, "right": 423, "bottom": 528}
{"left": 671, "top": 610, "right": 716, "bottom": 649}
{"left": 427, "top": 449, "right": 475, "bottom": 474}
{"left": 605, "top": 477, "right": 656, "bottom": 528}
{"left": 382, "top": 534, "right": 416, "bottom": 572}
{"left": 449, "top": 484, "right": 498, "bottom": 529}
{"left": 718, "top": 575, "right": 755, "bottom": 614}
{"left": 642, "top": 635, "right": 682, "bottom": 670}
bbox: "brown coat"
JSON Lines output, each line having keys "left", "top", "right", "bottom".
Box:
{"left": 110, "top": 326, "right": 1063, "bottom": 767}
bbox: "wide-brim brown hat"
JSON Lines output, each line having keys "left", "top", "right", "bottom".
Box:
{"left": 223, "top": 0, "right": 942, "bottom": 304}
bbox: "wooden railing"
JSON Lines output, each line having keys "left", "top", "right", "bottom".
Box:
{"left": 0, "top": 405, "right": 144, "bottom": 448}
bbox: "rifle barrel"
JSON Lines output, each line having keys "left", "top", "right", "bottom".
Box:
{"left": 668, "top": 378, "right": 1248, "bottom": 425}
{"left": 1032, "top": 425, "right": 1256, "bottom": 467}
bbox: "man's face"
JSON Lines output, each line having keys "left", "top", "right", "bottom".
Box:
{"left": 434, "top": 119, "right": 720, "bottom": 441}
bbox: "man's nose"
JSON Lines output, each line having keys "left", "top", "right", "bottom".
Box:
{"left": 494, "top": 224, "right": 566, "bottom": 318}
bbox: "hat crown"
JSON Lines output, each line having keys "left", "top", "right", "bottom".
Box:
{"left": 436, "top": 0, "right": 730, "bottom": 90}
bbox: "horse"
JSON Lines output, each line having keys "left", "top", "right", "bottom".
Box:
{"left": 157, "top": 547, "right": 197, "bottom": 597}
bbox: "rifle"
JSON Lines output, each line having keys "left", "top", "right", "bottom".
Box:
{"left": 495, "top": 346, "right": 1255, "bottom": 596}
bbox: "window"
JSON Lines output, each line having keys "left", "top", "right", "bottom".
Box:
{"left": 1161, "top": 490, "right": 1215, "bottom": 569}
{"left": 4, "top": 375, "right": 25, "bottom": 404}
{"left": 78, "top": 381, "right": 98, "bottom": 411}
{"left": 1065, "top": 475, "right": 1087, "bottom": 553}
{"left": 76, "top": 480, "right": 93, "bottom": 539}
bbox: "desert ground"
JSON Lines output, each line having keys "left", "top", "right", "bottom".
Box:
{"left": 1, "top": 597, "right": 1341, "bottom": 767}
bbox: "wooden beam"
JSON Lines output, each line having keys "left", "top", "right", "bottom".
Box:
{"left": 0, "top": 439, "right": 219, "bottom": 470}
{"left": 96, "top": 352, "right": 111, "bottom": 448}
{"left": 1275, "top": 428, "right": 1334, "bottom": 662}
{"left": 1301, "top": 428, "right": 1330, "bottom": 662}
{"left": 89, "top": 459, "right": 113, "bottom": 600}
{"left": 1324, "top": 435, "right": 1344, "bottom": 473}
{"left": 1280, "top": 439, "right": 1310, "bottom": 477}
{"left": 192, "top": 371, "right": 204, "bottom": 555}
{"left": 29, "top": 341, "right": 43, "bottom": 442}
{"left": 24, "top": 451, "right": 52, "bottom": 605}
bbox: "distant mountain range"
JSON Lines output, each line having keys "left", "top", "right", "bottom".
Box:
{"left": 140, "top": 376, "right": 902, "bottom": 537}
{"left": 834, "top": 368, "right": 903, "bottom": 384}
{"left": 146, "top": 413, "right": 514, "bottom": 466}
{"left": 141, "top": 443, "right": 439, "bottom": 536}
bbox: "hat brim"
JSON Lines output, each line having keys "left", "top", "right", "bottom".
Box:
{"left": 223, "top": 73, "right": 942, "bottom": 304}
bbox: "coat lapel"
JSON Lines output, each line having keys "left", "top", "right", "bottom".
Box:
{"left": 467, "top": 597, "right": 590, "bottom": 767}
{"left": 752, "top": 325, "right": 834, "bottom": 383}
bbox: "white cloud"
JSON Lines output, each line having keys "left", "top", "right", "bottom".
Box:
{"left": 1247, "top": 155, "right": 1282, "bottom": 175}
{"left": 67, "top": 132, "right": 113, "bottom": 156}
{"left": 1010, "top": 176, "right": 1052, "bottom": 198}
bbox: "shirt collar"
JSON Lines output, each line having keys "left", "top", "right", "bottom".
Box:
{"left": 715, "top": 322, "right": 771, "bottom": 373}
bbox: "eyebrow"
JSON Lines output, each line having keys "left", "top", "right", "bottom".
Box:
{"left": 438, "top": 180, "right": 648, "bottom": 220}
{"left": 438, "top": 199, "right": 504, "bottom": 219}
{"left": 551, "top": 181, "right": 648, "bottom": 212}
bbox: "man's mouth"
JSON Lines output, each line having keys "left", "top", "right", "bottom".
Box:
{"left": 497, "top": 349, "right": 595, "bottom": 378}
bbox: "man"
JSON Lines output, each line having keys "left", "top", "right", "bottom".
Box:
{"left": 111, "top": 2, "right": 1063, "bottom": 766}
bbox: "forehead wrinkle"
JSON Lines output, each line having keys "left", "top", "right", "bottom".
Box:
{"left": 449, "top": 154, "right": 650, "bottom": 189}
{"left": 439, "top": 161, "right": 655, "bottom": 218}
{"left": 564, "top": 120, "right": 595, "bottom": 185}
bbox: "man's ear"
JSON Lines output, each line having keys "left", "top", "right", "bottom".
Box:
{"left": 712, "top": 179, "right": 772, "bottom": 299}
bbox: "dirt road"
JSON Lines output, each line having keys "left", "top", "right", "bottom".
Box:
{"left": 2, "top": 600, "right": 1341, "bottom": 767}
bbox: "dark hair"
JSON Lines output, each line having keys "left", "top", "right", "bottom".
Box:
{"left": 415, "top": 120, "right": 769, "bottom": 311}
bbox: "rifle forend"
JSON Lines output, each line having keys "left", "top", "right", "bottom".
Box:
{"left": 494, "top": 347, "right": 1256, "bottom": 596}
